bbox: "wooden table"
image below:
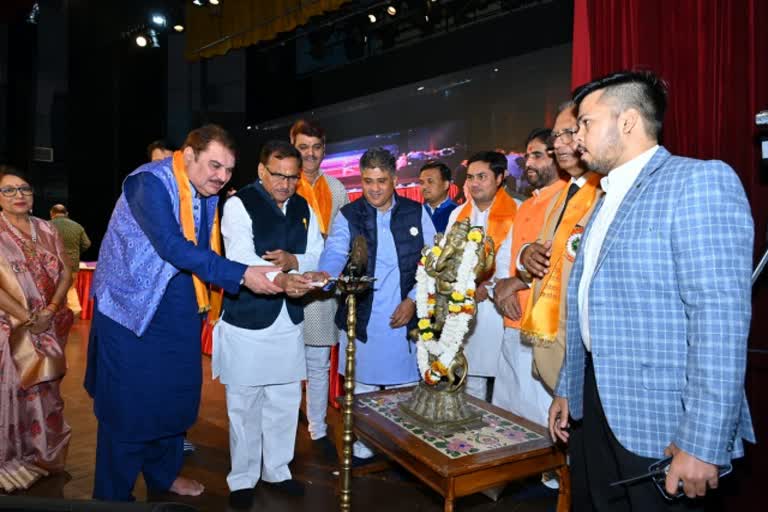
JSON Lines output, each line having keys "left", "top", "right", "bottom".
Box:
{"left": 349, "top": 387, "right": 570, "bottom": 512}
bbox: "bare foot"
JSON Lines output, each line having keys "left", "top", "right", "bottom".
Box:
{"left": 169, "top": 476, "right": 204, "bottom": 496}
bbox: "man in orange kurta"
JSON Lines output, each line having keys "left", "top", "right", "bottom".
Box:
{"left": 491, "top": 128, "right": 566, "bottom": 427}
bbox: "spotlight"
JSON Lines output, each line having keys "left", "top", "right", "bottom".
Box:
{"left": 387, "top": 5, "right": 397, "bottom": 16}
{"left": 192, "top": 0, "right": 204, "bottom": 6}
{"left": 417, "top": 86, "right": 425, "bottom": 91}
{"left": 135, "top": 35, "right": 148, "bottom": 47}
{"left": 26, "top": 2, "right": 39, "bottom": 24}
{"left": 151, "top": 14, "right": 167, "bottom": 27}
{"left": 209, "top": 0, "right": 220, "bottom": 5}
{"left": 173, "top": 24, "right": 185, "bottom": 32}
{"left": 368, "top": 13, "right": 377, "bottom": 23}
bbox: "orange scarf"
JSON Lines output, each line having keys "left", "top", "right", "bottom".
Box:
{"left": 296, "top": 173, "right": 333, "bottom": 235}
{"left": 172, "top": 151, "right": 223, "bottom": 321}
{"left": 520, "top": 173, "right": 601, "bottom": 345}
{"left": 456, "top": 190, "right": 518, "bottom": 255}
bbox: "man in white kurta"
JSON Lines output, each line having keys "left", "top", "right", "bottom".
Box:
{"left": 212, "top": 142, "right": 323, "bottom": 499}
{"left": 444, "top": 151, "right": 517, "bottom": 401}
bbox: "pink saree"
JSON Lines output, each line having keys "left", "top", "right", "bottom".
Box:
{"left": 0, "top": 215, "right": 73, "bottom": 492}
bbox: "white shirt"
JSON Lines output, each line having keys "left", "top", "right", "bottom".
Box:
{"left": 578, "top": 145, "right": 659, "bottom": 351}
{"left": 446, "top": 195, "right": 513, "bottom": 283}
{"left": 212, "top": 194, "right": 323, "bottom": 386}
{"left": 446, "top": 195, "right": 512, "bottom": 375}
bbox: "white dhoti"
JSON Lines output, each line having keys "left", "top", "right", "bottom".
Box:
{"left": 492, "top": 327, "right": 552, "bottom": 427}
{"left": 463, "top": 298, "right": 505, "bottom": 401}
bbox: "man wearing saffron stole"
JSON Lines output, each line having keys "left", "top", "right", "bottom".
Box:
{"left": 85, "top": 125, "right": 282, "bottom": 501}
{"left": 289, "top": 120, "right": 349, "bottom": 456}
{"left": 492, "top": 128, "right": 567, "bottom": 427}
{"left": 518, "top": 102, "right": 603, "bottom": 394}
{"left": 444, "top": 151, "right": 517, "bottom": 401}
{"left": 315, "top": 148, "right": 436, "bottom": 462}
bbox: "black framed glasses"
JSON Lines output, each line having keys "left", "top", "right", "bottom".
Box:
{"left": 0, "top": 186, "right": 34, "bottom": 197}
{"left": 551, "top": 128, "right": 577, "bottom": 144}
{"left": 264, "top": 166, "right": 300, "bottom": 184}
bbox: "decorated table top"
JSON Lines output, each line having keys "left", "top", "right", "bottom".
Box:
{"left": 354, "top": 387, "right": 557, "bottom": 477}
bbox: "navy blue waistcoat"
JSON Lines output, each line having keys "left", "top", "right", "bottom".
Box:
{"left": 335, "top": 196, "right": 424, "bottom": 342}
{"left": 222, "top": 182, "right": 309, "bottom": 330}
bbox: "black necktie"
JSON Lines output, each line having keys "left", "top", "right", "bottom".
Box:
{"left": 554, "top": 182, "right": 580, "bottom": 231}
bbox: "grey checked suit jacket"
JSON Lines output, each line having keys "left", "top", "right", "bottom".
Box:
{"left": 555, "top": 146, "right": 755, "bottom": 466}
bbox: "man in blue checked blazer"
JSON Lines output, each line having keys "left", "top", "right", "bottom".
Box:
{"left": 548, "top": 71, "right": 755, "bottom": 511}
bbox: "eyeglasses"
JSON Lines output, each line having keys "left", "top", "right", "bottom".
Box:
{"left": 551, "top": 128, "right": 577, "bottom": 144}
{"left": 0, "top": 186, "right": 34, "bottom": 197}
{"left": 264, "top": 166, "right": 300, "bottom": 184}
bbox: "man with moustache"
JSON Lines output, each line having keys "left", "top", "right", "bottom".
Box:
{"left": 549, "top": 71, "right": 754, "bottom": 510}
{"left": 419, "top": 160, "right": 458, "bottom": 232}
{"left": 312, "top": 147, "right": 436, "bottom": 462}
{"left": 214, "top": 140, "right": 321, "bottom": 505}
{"left": 518, "top": 102, "right": 603, "bottom": 393}
{"left": 86, "top": 125, "right": 282, "bottom": 501}
{"left": 444, "top": 151, "right": 517, "bottom": 400}
{"left": 289, "top": 120, "right": 349, "bottom": 455}
{"left": 491, "top": 128, "right": 567, "bottom": 426}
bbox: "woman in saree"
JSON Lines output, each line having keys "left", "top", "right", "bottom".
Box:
{"left": 0, "top": 165, "right": 73, "bottom": 492}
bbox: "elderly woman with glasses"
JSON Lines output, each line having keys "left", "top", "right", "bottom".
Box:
{"left": 0, "top": 165, "right": 73, "bottom": 492}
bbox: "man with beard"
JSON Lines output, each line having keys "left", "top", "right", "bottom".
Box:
{"left": 86, "top": 125, "right": 282, "bottom": 501}
{"left": 518, "top": 102, "right": 603, "bottom": 393}
{"left": 491, "top": 128, "right": 566, "bottom": 427}
{"left": 549, "top": 71, "right": 754, "bottom": 510}
{"left": 289, "top": 120, "right": 349, "bottom": 457}
{"left": 444, "top": 151, "right": 517, "bottom": 401}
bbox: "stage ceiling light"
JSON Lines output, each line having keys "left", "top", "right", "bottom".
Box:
{"left": 387, "top": 5, "right": 397, "bottom": 16}
{"left": 151, "top": 14, "right": 167, "bottom": 27}
{"left": 368, "top": 13, "right": 377, "bottom": 23}
{"left": 173, "top": 24, "right": 185, "bottom": 32}
{"left": 135, "top": 35, "right": 148, "bottom": 47}
{"left": 192, "top": 0, "right": 204, "bottom": 6}
{"left": 209, "top": 0, "right": 220, "bottom": 5}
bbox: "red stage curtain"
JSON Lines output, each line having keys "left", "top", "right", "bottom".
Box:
{"left": 571, "top": 0, "right": 768, "bottom": 237}
{"left": 572, "top": 2, "right": 768, "bottom": 508}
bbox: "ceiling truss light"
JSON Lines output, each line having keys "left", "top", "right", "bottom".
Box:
{"left": 135, "top": 35, "right": 148, "bottom": 47}
{"left": 192, "top": 0, "right": 204, "bottom": 6}
{"left": 368, "top": 13, "right": 377, "bottom": 23}
{"left": 387, "top": 5, "right": 397, "bottom": 16}
{"left": 209, "top": 0, "right": 220, "bottom": 5}
{"left": 151, "top": 14, "right": 167, "bottom": 27}
{"left": 173, "top": 24, "right": 185, "bottom": 32}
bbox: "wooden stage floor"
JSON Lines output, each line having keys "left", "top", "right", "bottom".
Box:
{"left": 13, "top": 318, "right": 557, "bottom": 512}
